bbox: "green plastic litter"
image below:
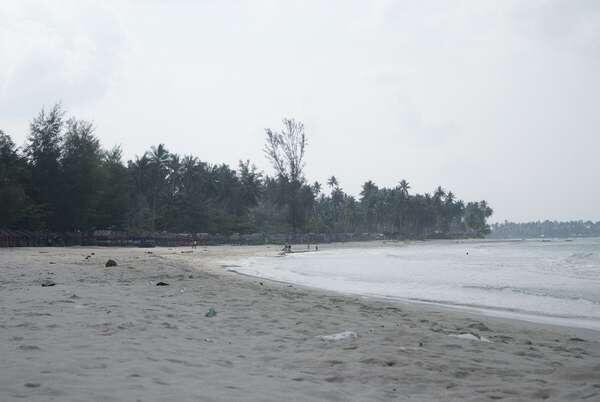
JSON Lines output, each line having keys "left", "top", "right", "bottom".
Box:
{"left": 205, "top": 308, "right": 217, "bottom": 317}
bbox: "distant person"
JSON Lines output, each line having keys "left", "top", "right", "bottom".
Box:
{"left": 193, "top": 240, "right": 198, "bottom": 249}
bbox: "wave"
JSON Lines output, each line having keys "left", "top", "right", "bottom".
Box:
{"left": 461, "top": 284, "right": 600, "bottom": 305}
{"left": 372, "top": 293, "right": 600, "bottom": 322}
{"left": 565, "top": 251, "right": 598, "bottom": 263}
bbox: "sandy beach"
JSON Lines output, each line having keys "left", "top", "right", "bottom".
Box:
{"left": 1, "top": 243, "right": 599, "bottom": 401}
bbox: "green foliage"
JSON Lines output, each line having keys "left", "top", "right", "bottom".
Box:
{"left": 0, "top": 130, "right": 34, "bottom": 228}
{"left": 464, "top": 201, "right": 493, "bottom": 237}
{"left": 97, "top": 147, "right": 129, "bottom": 229}
{"left": 60, "top": 118, "right": 104, "bottom": 231}
{"left": 25, "top": 104, "right": 65, "bottom": 228}
{"left": 0, "top": 106, "right": 493, "bottom": 238}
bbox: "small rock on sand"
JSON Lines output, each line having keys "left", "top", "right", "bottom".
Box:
{"left": 105, "top": 259, "right": 117, "bottom": 267}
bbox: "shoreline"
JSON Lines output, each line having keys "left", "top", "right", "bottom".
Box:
{"left": 203, "top": 241, "right": 600, "bottom": 337}
{"left": 4, "top": 240, "right": 599, "bottom": 337}
{"left": 1, "top": 244, "right": 599, "bottom": 401}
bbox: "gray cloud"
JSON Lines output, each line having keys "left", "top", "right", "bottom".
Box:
{"left": 0, "top": 1, "right": 125, "bottom": 119}
{"left": 1, "top": 0, "right": 599, "bottom": 222}
{"left": 512, "top": 0, "right": 600, "bottom": 57}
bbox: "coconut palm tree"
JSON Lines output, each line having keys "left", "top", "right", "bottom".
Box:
{"left": 311, "top": 181, "right": 322, "bottom": 197}
{"left": 148, "top": 144, "right": 172, "bottom": 230}
{"left": 327, "top": 175, "right": 338, "bottom": 192}
{"left": 398, "top": 179, "right": 410, "bottom": 197}
{"left": 433, "top": 186, "right": 445, "bottom": 201}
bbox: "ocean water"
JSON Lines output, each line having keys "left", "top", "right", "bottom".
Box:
{"left": 231, "top": 238, "right": 600, "bottom": 331}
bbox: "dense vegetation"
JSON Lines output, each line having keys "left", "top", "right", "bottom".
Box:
{"left": 489, "top": 221, "right": 600, "bottom": 239}
{"left": 1, "top": 104, "right": 493, "bottom": 238}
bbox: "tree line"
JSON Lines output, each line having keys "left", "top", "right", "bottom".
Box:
{"left": 1, "top": 104, "right": 493, "bottom": 237}
{"left": 488, "top": 221, "right": 600, "bottom": 239}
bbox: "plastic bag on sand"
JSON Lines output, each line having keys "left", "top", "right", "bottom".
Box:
{"left": 319, "top": 331, "right": 358, "bottom": 341}
{"left": 449, "top": 333, "right": 492, "bottom": 343}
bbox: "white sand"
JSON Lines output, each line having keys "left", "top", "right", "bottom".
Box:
{"left": 1, "top": 244, "right": 599, "bottom": 401}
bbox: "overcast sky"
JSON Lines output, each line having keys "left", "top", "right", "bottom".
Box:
{"left": 1, "top": 0, "right": 599, "bottom": 222}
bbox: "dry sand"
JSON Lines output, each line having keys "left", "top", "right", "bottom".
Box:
{"left": 1, "top": 244, "right": 599, "bottom": 401}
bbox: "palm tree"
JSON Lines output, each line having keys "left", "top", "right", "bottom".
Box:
{"left": 238, "top": 160, "right": 263, "bottom": 210}
{"left": 311, "top": 181, "right": 322, "bottom": 196}
{"left": 327, "top": 176, "right": 342, "bottom": 228}
{"left": 360, "top": 180, "right": 377, "bottom": 199}
{"left": 327, "top": 175, "right": 338, "bottom": 192}
{"left": 398, "top": 179, "right": 410, "bottom": 196}
{"left": 359, "top": 180, "right": 379, "bottom": 232}
{"left": 433, "top": 186, "right": 445, "bottom": 201}
{"left": 150, "top": 144, "right": 170, "bottom": 169}
{"left": 148, "top": 144, "right": 171, "bottom": 230}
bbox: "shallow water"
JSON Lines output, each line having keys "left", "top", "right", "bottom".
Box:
{"left": 232, "top": 238, "right": 600, "bottom": 331}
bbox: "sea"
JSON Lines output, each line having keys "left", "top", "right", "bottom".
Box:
{"left": 230, "top": 238, "right": 600, "bottom": 331}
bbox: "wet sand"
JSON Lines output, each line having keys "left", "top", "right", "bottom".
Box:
{"left": 1, "top": 244, "right": 599, "bottom": 401}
